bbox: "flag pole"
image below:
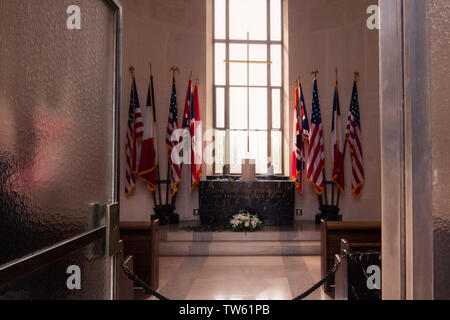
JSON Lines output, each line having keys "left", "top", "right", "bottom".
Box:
{"left": 171, "top": 71, "right": 193, "bottom": 207}
{"left": 147, "top": 62, "right": 160, "bottom": 207}
{"left": 151, "top": 62, "right": 163, "bottom": 206}
{"left": 331, "top": 67, "right": 338, "bottom": 206}
{"left": 310, "top": 69, "right": 326, "bottom": 207}
{"left": 336, "top": 70, "right": 359, "bottom": 207}
{"left": 192, "top": 77, "right": 200, "bottom": 194}
{"left": 167, "top": 66, "right": 179, "bottom": 205}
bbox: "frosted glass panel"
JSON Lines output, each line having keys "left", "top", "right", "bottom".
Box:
{"left": 214, "top": 0, "right": 226, "bottom": 39}
{"left": 270, "top": 0, "right": 282, "bottom": 41}
{"left": 0, "top": 238, "right": 112, "bottom": 299}
{"left": 229, "top": 0, "right": 267, "bottom": 40}
{"left": 272, "top": 89, "right": 281, "bottom": 128}
{"left": 271, "top": 45, "right": 282, "bottom": 86}
{"left": 230, "top": 131, "right": 248, "bottom": 174}
{"left": 229, "top": 87, "right": 248, "bottom": 129}
{"left": 271, "top": 131, "right": 282, "bottom": 174}
{"left": 250, "top": 131, "right": 268, "bottom": 174}
{"left": 249, "top": 88, "right": 267, "bottom": 130}
{"left": 216, "top": 88, "right": 225, "bottom": 128}
{"left": 229, "top": 44, "right": 247, "bottom": 85}
{"left": 0, "top": 0, "right": 116, "bottom": 299}
{"left": 215, "top": 43, "right": 226, "bottom": 85}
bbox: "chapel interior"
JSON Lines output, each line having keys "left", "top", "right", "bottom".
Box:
{"left": 0, "top": 0, "right": 449, "bottom": 301}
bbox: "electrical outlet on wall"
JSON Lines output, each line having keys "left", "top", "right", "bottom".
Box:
{"left": 296, "top": 209, "right": 303, "bottom": 216}
{"left": 193, "top": 209, "right": 200, "bottom": 216}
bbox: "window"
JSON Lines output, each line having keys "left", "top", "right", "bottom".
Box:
{"left": 214, "top": 0, "right": 283, "bottom": 175}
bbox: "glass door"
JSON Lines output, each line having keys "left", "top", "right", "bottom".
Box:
{"left": 0, "top": 0, "right": 121, "bottom": 299}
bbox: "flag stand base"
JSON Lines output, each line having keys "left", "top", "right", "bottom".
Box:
{"left": 151, "top": 205, "right": 179, "bottom": 226}
{"left": 315, "top": 206, "right": 342, "bottom": 224}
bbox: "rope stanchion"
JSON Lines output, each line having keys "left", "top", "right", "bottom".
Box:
{"left": 292, "top": 252, "right": 347, "bottom": 300}
{"left": 120, "top": 252, "right": 348, "bottom": 301}
{"left": 121, "top": 264, "right": 170, "bottom": 301}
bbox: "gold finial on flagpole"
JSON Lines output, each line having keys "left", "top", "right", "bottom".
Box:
{"left": 170, "top": 66, "right": 179, "bottom": 77}
{"left": 296, "top": 76, "right": 301, "bottom": 84}
{"left": 129, "top": 65, "right": 135, "bottom": 77}
{"left": 311, "top": 69, "right": 319, "bottom": 79}
{"left": 335, "top": 67, "right": 338, "bottom": 79}
{"left": 149, "top": 62, "right": 153, "bottom": 76}
{"left": 189, "top": 71, "right": 193, "bottom": 80}
{"left": 354, "top": 71, "right": 360, "bottom": 83}
{"left": 195, "top": 77, "right": 199, "bottom": 85}
{"left": 170, "top": 66, "right": 179, "bottom": 82}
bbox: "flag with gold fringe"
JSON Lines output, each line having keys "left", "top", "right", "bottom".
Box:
{"left": 166, "top": 75, "right": 181, "bottom": 197}
{"left": 345, "top": 80, "right": 364, "bottom": 197}
{"left": 191, "top": 81, "right": 202, "bottom": 191}
{"left": 138, "top": 71, "right": 158, "bottom": 191}
{"left": 291, "top": 81, "right": 309, "bottom": 194}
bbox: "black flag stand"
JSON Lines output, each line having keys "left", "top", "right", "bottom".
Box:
{"left": 314, "top": 70, "right": 360, "bottom": 224}
{"left": 313, "top": 68, "right": 342, "bottom": 225}
{"left": 315, "top": 180, "right": 342, "bottom": 224}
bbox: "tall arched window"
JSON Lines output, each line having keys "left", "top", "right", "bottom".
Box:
{"left": 213, "top": 0, "right": 284, "bottom": 175}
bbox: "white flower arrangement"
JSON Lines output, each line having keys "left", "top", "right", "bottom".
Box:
{"left": 230, "top": 210, "right": 262, "bottom": 232}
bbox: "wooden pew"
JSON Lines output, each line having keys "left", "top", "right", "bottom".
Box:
{"left": 340, "top": 238, "right": 381, "bottom": 253}
{"left": 321, "top": 220, "right": 381, "bottom": 294}
{"left": 120, "top": 220, "right": 159, "bottom": 290}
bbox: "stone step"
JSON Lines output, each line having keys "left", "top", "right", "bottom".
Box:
{"left": 164, "top": 230, "right": 320, "bottom": 242}
{"left": 159, "top": 240, "right": 320, "bottom": 256}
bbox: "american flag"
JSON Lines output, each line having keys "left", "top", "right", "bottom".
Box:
{"left": 331, "top": 79, "right": 345, "bottom": 192}
{"left": 292, "top": 82, "right": 309, "bottom": 194}
{"left": 181, "top": 79, "right": 193, "bottom": 166}
{"left": 125, "top": 75, "right": 144, "bottom": 196}
{"left": 182, "top": 79, "right": 193, "bottom": 131}
{"left": 345, "top": 81, "right": 364, "bottom": 197}
{"left": 166, "top": 76, "right": 181, "bottom": 197}
{"left": 191, "top": 82, "right": 202, "bottom": 191}
{"left": 306, "top": 78, "right": 325, "bottom": 195}
{"left": 301, "top": 84, "right": 310, "bottom": 141}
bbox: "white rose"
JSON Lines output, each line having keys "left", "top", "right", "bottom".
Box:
{"left": 245, "top": 222, "right": 250, "bottom": 227}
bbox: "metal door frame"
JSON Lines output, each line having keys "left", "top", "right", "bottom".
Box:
{"left": 380, "top": 0, "right": 433, "bottom": 300}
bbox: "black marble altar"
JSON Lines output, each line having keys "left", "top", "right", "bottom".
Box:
{"left": 199, "top": 180, "right": 295, "bottom": 226}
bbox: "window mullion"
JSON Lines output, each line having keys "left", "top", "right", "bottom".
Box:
{"left": 224, "top": 0, "right": 230, "bottom": 175}
{"left": 267, "top": 0, "right": 272, "bottom": 173}
{"left": 213, "top": 0, "right": 284, "bottom": 175}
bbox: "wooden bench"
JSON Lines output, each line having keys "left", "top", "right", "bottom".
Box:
{"left": 321, "top": 220, "right": 381, "bottom": 293}
{"left": 340, "top": 238, "right": 381, "bottom": 253}
{"left": 120, "top": 220, "right": 159, "bottom": 290}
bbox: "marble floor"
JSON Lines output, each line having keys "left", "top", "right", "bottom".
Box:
{"left": 135, "top": 256, "right": 331, "bottom": 300}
